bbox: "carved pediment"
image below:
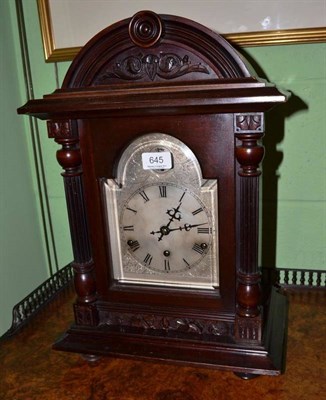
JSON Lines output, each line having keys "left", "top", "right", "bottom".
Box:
{"left": 94, "top": 52, "right": 210, "bottom": 84}
{"left": 63, "top": 11, "right": 252, "bottom": 88}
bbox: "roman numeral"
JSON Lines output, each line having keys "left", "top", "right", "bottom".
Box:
{"left": 143, "top": 253, "right": 153, "bottom": 266}
{"left": 183, "top": 258, "right": 190, "bottom": 268}
{"left": 126, "top": 207, "right": 137, "bottom": 214}
{"left": 197, "top": 227, "right": 211, "bottom": 234}
{"left": 192, "top": 243, "right": 204, "bottom": 254}
{"left": 139, "top": 190, "right": 150, "bottom": 202}
{"left": 159, "top": 185, "right": 167, "bottom": 198}
{"left": 192, "top": 207, "right": 203, "bottom": 216}
{"left": 179, "top": 191, "right": 186, "bottom": 202}
{"left": 164, "top": 259, "right": 170, "bottom": 272}
{"left": 123, "top": 225, "right": 134, "bottom": 231}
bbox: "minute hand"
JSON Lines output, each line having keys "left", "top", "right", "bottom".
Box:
{"left": 170, "top": 222, "right": 208, "bottom": 232}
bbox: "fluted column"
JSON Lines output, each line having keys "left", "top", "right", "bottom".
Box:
{"left": 234, "top": 113, "right": 264, "bottom": 343}
{"left": 47, "top": 120, "right": 98, "bottom": 326}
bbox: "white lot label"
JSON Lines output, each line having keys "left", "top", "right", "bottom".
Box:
{"left": 141, "top": 152, "right": 172, "bottom": 170}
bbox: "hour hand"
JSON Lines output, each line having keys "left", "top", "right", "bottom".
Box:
{"left": 166, "top": 205, "right": 182, "bottom": 222}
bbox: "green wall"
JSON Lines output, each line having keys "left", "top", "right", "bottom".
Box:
{"left": 244, "top": 44, "right": 326, "bottom": 270}
{"left": 21, "top": 0, "right": 73, "bottom": 269}
{"left": 0, "top": 0, "right": 48, "bottom": 335}
{"left": 0, "top": 0, "right": 325, "bottom": 335}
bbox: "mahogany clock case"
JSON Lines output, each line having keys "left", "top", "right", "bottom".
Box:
{"left": 18, "top": 11, "right": 289, "bottom": 376}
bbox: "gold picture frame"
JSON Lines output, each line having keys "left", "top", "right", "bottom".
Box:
{"left": 37, "top": 0, "right": 326, "bottom": 62}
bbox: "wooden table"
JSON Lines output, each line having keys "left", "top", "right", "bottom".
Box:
{"left": 1, "top": 285, "right": 325, "bottom": 400}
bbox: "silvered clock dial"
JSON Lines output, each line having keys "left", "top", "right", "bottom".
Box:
{"left": 103, "top": 133, "right": 219, "bottom": 289}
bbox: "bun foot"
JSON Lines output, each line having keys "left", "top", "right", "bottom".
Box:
{"left": 234, "top": 372, "right": 260, "bottom": 380}
{"left": 80, "top": 354, "right": 101, "bottom": 363}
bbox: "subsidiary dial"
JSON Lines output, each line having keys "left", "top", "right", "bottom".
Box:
{"left": 120, "top": 183, "right": 213, "bottom": 273}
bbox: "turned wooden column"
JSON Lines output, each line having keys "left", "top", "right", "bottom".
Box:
{"left": 47, "top": 120, "right": 98, "bottom": 326}
{"left": 234, "top": 113, "right": 265, "bottom": 343}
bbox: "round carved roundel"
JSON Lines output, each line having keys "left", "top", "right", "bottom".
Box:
{"left": 129, "top": 11, "right": 163, "bottom": 48}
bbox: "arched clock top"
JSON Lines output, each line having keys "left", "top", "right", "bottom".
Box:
{"left": 63, "top": 10, "right": 252, "bottom": 88}
{"left": 114, "top": 133, "right": 204, "bottom": 191}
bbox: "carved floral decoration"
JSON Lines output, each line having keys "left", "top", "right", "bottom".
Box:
{"left": 103, "top": 311, "right": 232, "bottom": 338}
{"left": 95, "top": 53, "right": 210, "bottom": 83}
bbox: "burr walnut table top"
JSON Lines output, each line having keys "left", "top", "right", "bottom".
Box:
{"left": 1, "top": 285, "right": 325, "bottom": 400}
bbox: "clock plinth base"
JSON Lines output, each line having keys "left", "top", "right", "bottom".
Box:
{"left": 53, "top": 288, "right": 288, "bottom": 377}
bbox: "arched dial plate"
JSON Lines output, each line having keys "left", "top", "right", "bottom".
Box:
{"left": 103, "top": 133, "right": 219, "bottom": 289}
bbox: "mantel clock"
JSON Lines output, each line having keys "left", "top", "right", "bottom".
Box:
{"left": 18, "top": 11, "right": 289, "bottom": 378}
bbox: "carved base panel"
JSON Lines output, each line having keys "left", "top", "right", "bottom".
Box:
{"left": 54, "top": 288, "right": 288, "bottom": 376}
{"left": 99, "top": 310, "right": 234, "bottom": 342}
